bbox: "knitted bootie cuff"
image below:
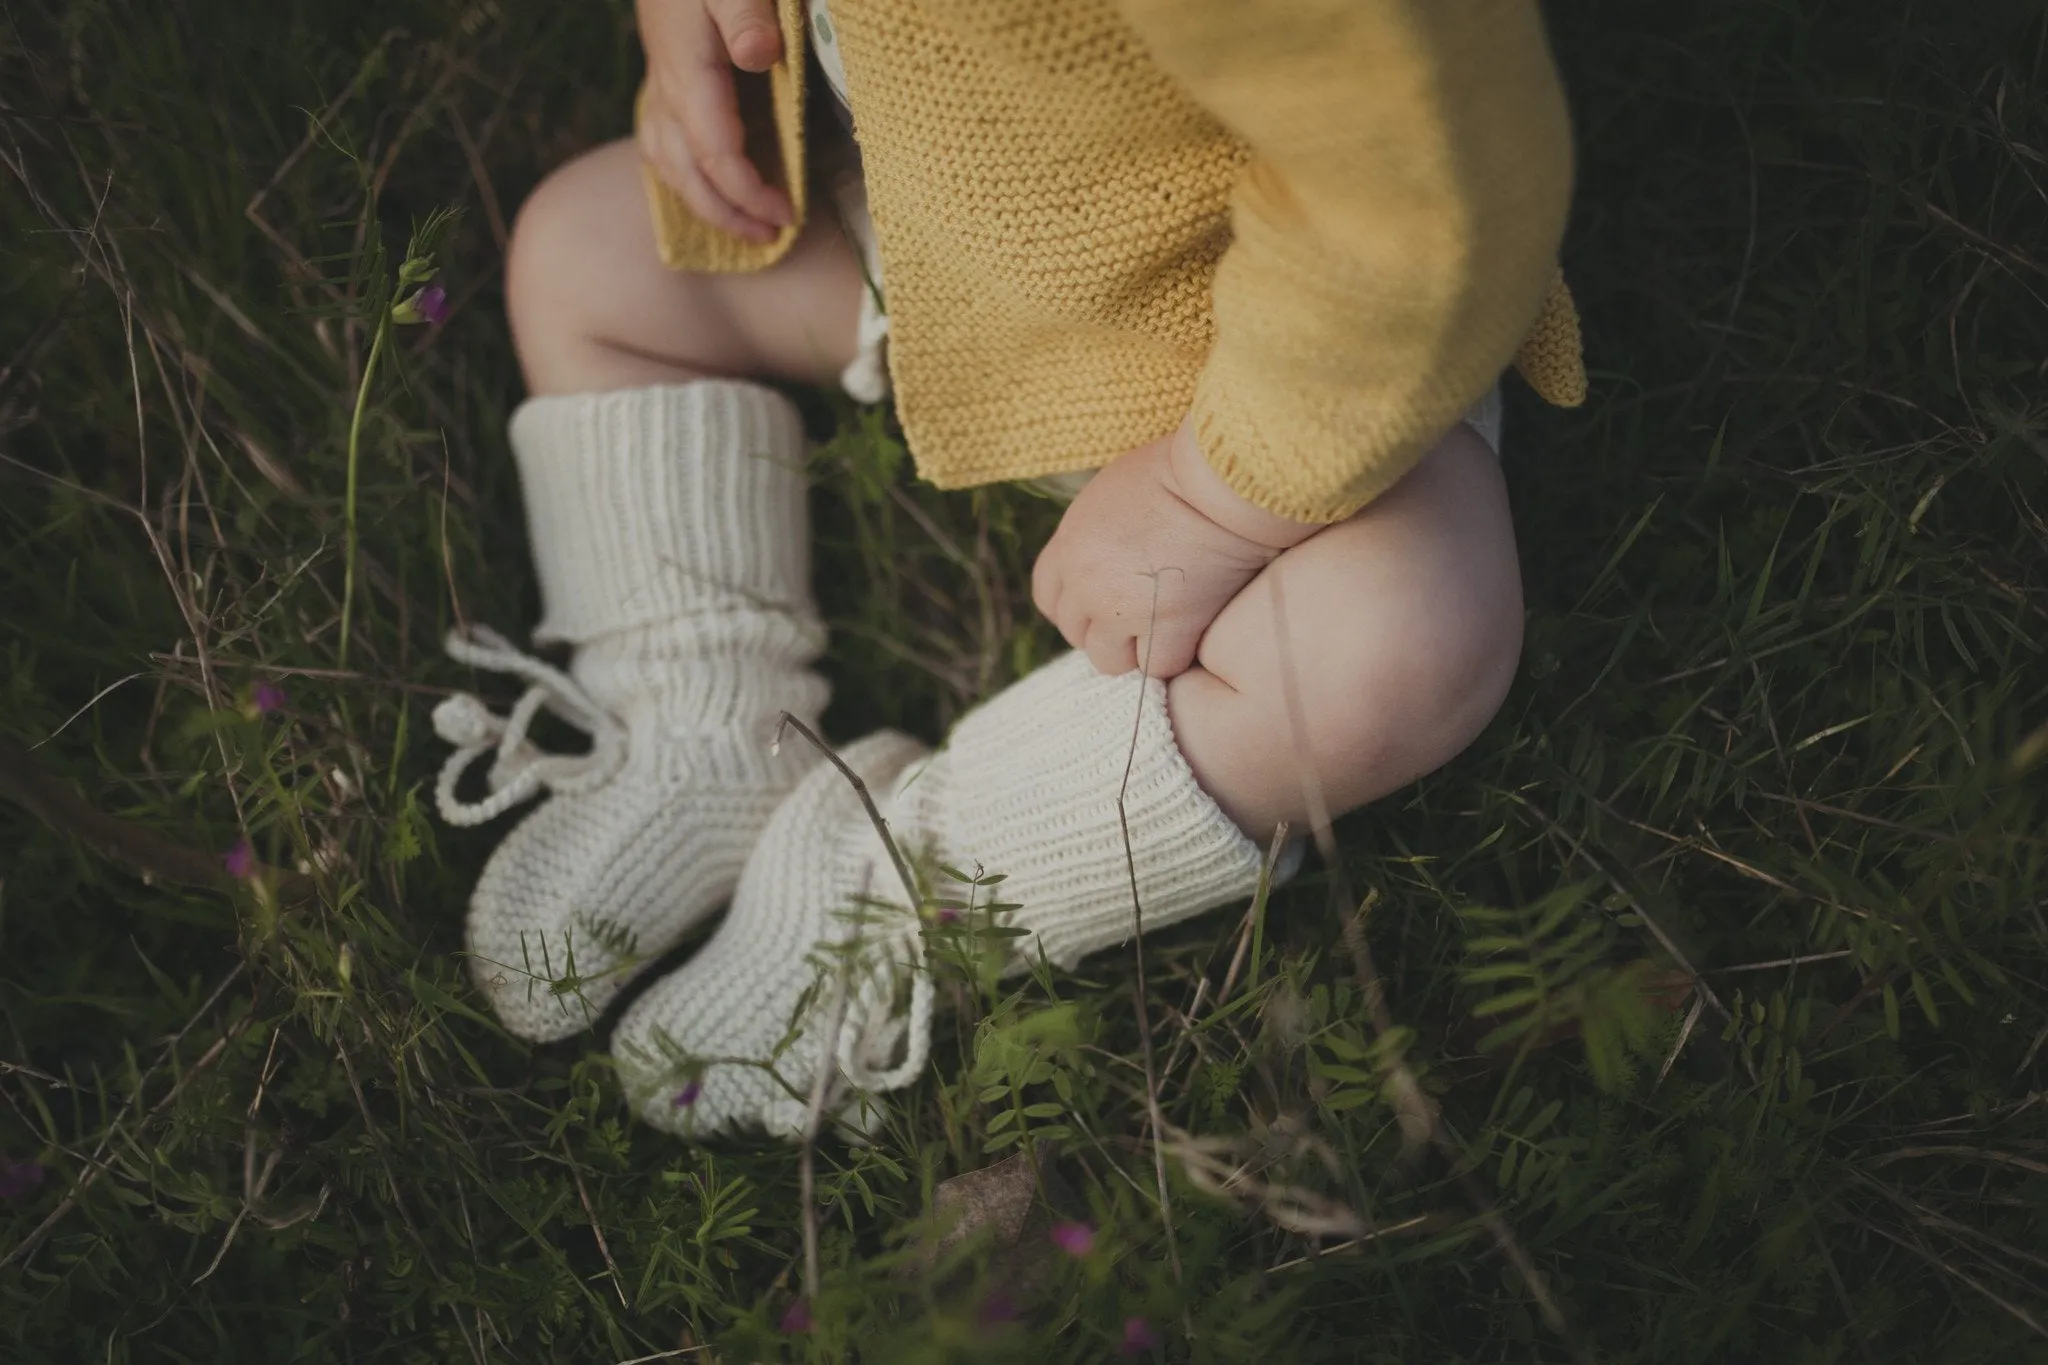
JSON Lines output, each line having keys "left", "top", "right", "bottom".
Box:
{"left": 921, "top": 653, "right": 1269, "bottom": 969}
{"left": 510, "top": 381, "right": 815, "bottom": 645}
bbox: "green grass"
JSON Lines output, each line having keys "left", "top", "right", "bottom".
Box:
{"left": 2, "top": 0, "right": 2045, "bottom": 1360}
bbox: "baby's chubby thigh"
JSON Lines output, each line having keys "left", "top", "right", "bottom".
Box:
{"left": 504, "top": 139, "right": 869, "bottom": 397}
{"left": 1168, "top": 421, "right": 1525, "bottom": 838}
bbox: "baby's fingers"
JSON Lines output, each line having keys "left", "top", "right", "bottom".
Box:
{"left": 676, "top": 55, "right": 793, "bottom": 233}
{"left": 1082, "top": 624, "right": 1141, "bottom": 680}
{"left": 647, "top": 112, "right": 774, "bottom": 242}
{"left": 1134, "top": 620, "right": 1201, "bottom": 680}
{"left": 704, "top": 0, "right": 782, "bottom": 71}
{"left": 637, "top": 104, "right": 696, "bottom": 200}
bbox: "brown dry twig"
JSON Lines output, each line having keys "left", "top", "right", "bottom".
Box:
{"left": 1118, "top": 578, "right": 1183, "bottom": 1287}
{"left": 1266, "top": 574, "right": 1591, "bottom": 1363}
{"left": 2, "top": 966, "right": 251, "bottom": 1271}
{"left": 769, "top": 713, "right": 925, "bottom": 1308}
{"left": 0, "top": 736, "right": 314, "bottom": 904}
{"left": 560, "top": 1136, "right": 632, "bottom": 1310}
{"left": 1160, "top": 1121, "right": 1388, "bottom": 1242}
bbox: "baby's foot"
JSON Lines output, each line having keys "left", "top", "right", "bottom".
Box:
{"left": 611, "top": 730, "right": 930, "bottom": 1136}
{"left": 438, "top": 626, "right": 824, "bottom": 1040}
{"left": 613, "top": 652, "right": 1282, "bottom": 1138}
{"left": 438, "top": 381, "right": 826, "bottom": 1041}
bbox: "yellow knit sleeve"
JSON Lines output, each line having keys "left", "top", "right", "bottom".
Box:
{"left": 1111, "top": 0, "right": 1576, "bottom": 523}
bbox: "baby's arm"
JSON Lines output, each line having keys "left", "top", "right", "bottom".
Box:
{"left": 1035, "top": 1, "right": 1572, "bottom": 679}
{"left": 636, "top": 0, "right": 792, "bottom": 242}
{"left": 1110, "top": 0, "right": 1573, "bottom": 523}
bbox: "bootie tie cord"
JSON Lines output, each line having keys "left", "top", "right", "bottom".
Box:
{"left": 835, "top": 928, "right": 936, "bottom": 1094}
{"left": 431, "top": 625, "right": 628, "bottom": 827}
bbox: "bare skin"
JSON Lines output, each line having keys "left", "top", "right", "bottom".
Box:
{"left": 507, "top": 0, "right": 1527, "bottom": 841}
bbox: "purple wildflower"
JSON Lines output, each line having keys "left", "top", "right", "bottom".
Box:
{"left": 673, "top": 1079, "right": 704, "bottom": 1108}
{"left": 415, "top": 283, "right": 450, "bottom": 326}
{"left": 1051, "top": 1220, "right": 1095, "bottom": 1258}
{"left": 0, "top": 1159, "right": 45, "bottom": 1201}
{"left": 935, "top": 907, "right": 961, "bottom": 926}
{"left": 223, "top": 839, "right": 256, "bottom": 879}
{"left": 392, "top": 282, "right": 451, "bottom": 327}
{"left": 252, "top": 681, "right": 288, "bottom": 716}
{"left": 779, "top": 1298, "right": 813, "bottom": 1334}
{"left": 1120, "top": 1317, "right": 1159, "bottom": 1357}
{"left": 976, "top": 1290, "right": 1019, "bottom": 1327}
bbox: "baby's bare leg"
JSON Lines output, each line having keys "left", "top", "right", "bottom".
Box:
{"left": 505, "top": 138, "right": 865, "bottom": 395}
{"left": 1168, "top": 424, "right": 1525, "bottom": 840}
{"left": 452, "top": 140, "right": 866, "bottom": 1041}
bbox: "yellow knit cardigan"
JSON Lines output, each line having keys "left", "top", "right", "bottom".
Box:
{"left": 644, "top": 0, "right": 1586, "bottom": 523}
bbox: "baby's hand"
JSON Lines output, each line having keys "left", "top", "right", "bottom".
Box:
{"left": 636, "top": 0, "right": 793, "bottom": 243}
{"left": 1031, "top": 419, "right": 1321, "bottom": 679}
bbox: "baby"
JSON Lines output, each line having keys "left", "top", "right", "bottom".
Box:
{"left": 433, "top": 0, "right": 1586, "bottom": 1134}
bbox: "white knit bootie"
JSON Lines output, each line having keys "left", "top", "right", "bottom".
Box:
{"left": 611, "top": 652, "right": 1274, "bottom": 1138}
{"left": 434, "top": 382, "right": 828, "bottom": 1041}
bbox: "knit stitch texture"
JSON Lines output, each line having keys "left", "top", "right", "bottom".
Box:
{"left": 443, "top": 383, "right": 828, "bottom": 1042}
{"left": 641, "top": 0, "right": 1586, "bottom": 522}
{"left": 612, "top": 652, "right": 1271, "bottom": 1138}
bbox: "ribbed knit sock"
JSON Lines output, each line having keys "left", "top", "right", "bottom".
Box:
{"left": 611, "top": 652, "right": 1272, "bottom": 1137}
{"left": 435, "top": 382, "right": 828, "bottom": 1042}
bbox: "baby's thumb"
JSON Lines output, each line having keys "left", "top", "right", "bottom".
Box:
{"left": 704, "top": 0, "right": 782, "bottom": 71}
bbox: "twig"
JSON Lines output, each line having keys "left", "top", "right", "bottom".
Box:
{"left": 1163, "top": 1123, "right": 1376, "bottom": 1240}
{"left": 0, "top": 1060, "right": 68, "bottom": 1088}
{"left": 1711, "top": 951, "right": 1855, "bottom": 974}
{"left": 243, "top": 29, "right": 408, "bottom": 280}
{"left": 1867, "top": 1146, "right": 2048, "bottom": 1179}
{"left": 770, "top": 718, "right": 921, "bottom": 1310}
{"left": 1158, "top": 824, "right": 1289, "bottom": 1102}
{"left": 2018, "top": 1022, "right": 2048, "bottom": 1080}
{"left": 1266, "top": 1215, "right": 1437, "bottom": 1271}
{"left": 1119, "top": 577, "right": 1182, "bottom": 1287}
{"left": 1854, "top": 1174, "right": 2048, "bottom": 1282}
{"left": 1267, "top": 573, "right": 1589, "bottom": 1362}
{"left": 332, "top": 1035, "right": 429, "bottom": 1255}
{"left": 26, "top": 672, "right": 151, "bottom": 750}
{"left": 1513, "top": 793, "right": 1748, "bottom": 1061}
{"left": 561, "top": 1137, "right": 632, "bottom": 1309}
{"left": 0, "top": 737, "right": 314, "bottom": 904}
{"left": 794, "top": 968, "right": 858, "bottom": 1311}
{"left": 774, "top": 714, "right": 917, "bottom": 905}
{"left": 193, "top": 1129, "right": 326, "bottom": 1283}
{"left": 446, "top": 106, "right": 510, "bottom": 256}
{"left": 2, "top": 969, "right": 248, "bottom": 1271}
{"left": 1853, "top": 1216, "right": 2048, "bottom": 1341}
{"left": 1918, "top": 197, "right": 2048, "bottom": 282}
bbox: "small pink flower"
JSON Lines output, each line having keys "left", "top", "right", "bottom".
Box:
{"left": 252, "top": 681, "right": 287, "bottom": 716}
{"left": 779, "top": 1298, "right": 812, "bottom": 1334}
{"left": 673, "top": 1079, "right": 703, "bottom": 1108}
{"left": 1120, "top": 1317, "right": 1159, "bottom": 1356}
{"left": 1051, "top": 1220, "right": 1095, "bottom": 1257}
{"left": 392, "top": 282, "right": 451, "bottom": 327}
{"left": 223, "top": 839, "right": 256, "bottom": 879}
{"left": 415, "top": 283, "right": 450, "bottom": 326}
{"left": 0, "top": 1159, "right": 45, "bottom": 1201}
{"left": 935, "top": 907, "right": 961, "bottom": 925}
